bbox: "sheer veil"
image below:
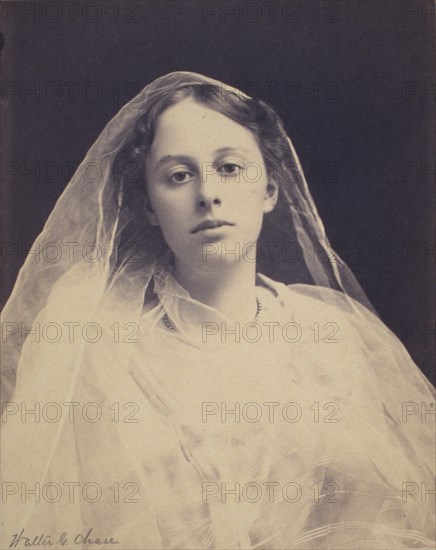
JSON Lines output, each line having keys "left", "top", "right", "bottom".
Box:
{"left": 1, "top": 72, "right": 434, "bottom": 549}
{"left": 1, "top": 71, "right": 378, "bottom": 402}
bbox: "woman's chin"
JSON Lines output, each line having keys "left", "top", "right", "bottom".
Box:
{"left": 175, "top": 247, "right": 250, "bottom": 270}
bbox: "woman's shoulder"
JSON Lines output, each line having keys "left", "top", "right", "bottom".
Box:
{"left": 257, "top": 274, "right": 375, "bottom": 320}
{"left": 257, "top": 274, "right": 400, "bottom": 352}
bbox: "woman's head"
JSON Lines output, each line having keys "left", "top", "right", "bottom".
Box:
{"left": 114, "top": 74, "right": 293, "bottom": 268}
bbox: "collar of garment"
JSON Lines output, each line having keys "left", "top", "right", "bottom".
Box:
{"left": 149, "top": 252, "right": 286, "bottom": 331}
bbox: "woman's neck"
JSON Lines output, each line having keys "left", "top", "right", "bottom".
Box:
{"left": 173, "top": 256, "right": 258, "bottom": 323}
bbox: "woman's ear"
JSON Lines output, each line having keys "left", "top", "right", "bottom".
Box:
{"left": 263, "top": 179, "right": 279, "bottom": 214}
{"left": 144, "top": 194, "right": 160, "bottom": 226}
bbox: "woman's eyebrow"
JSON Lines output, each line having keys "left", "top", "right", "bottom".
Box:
{"left": 154, "top": 147, "right": 250, "bottom": 171}
{"left": 154, "top": 155, "right": 194, "bottom": 171}
{"left": 214, "top": 147, "right": 250, "bottom": 156}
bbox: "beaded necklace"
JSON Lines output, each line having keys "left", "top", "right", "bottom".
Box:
{"left": 161, "top": 296, "right": 263, "bottom": 332}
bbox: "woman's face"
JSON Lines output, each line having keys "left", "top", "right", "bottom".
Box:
{"left": 145, "top": 97, "right": 277, "bottom": 267}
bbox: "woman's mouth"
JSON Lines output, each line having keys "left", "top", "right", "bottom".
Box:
{"left": 191, "top": 220, "right": 234, "bottom": 234}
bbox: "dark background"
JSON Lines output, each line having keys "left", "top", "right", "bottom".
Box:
{"left": 1, "top": 0, "right": 435, "bottom": 382}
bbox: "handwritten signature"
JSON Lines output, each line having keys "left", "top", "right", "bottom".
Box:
{"left": 9, "top": 528, "right": 119, "bottom": 548}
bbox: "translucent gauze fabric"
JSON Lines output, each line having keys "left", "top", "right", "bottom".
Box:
{"left": 1, "top": 72, "right": 434, "bottom": 549}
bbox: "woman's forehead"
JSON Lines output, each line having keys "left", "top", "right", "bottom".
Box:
{"left": 150, "top": 98, "right": 262, "bottom": 158}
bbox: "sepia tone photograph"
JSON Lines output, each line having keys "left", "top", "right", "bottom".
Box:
{"left": 1, "top": 1, "right": 435, "bottom": 548}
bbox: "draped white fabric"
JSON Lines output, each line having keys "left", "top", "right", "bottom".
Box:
{"left": 1, "top": 72, "right": 434, "bottom": 549}
{"left": 2, "top": 262, "right": 435, "bottom": 549}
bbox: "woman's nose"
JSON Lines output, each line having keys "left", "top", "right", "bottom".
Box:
{"left": 197, "top": 168, "right": 222, "bottom": 208}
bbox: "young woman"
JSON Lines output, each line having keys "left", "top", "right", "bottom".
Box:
{"left": 1, "top": 72, "right": 434, "bottom": 549}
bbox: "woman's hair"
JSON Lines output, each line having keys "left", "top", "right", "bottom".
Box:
{"left": 111, "top": 79, "right": 312, "bottom": 282}
{"left": 122, "top": 82, "right": 292, "bottom": 179}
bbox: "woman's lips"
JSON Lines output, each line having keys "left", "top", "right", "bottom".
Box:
{"left": 191, "top": 220, "right": 234, "bottom": 234}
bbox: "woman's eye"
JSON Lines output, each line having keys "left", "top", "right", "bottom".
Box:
{"left": 168, "top": 170, "right": 193, "bottom": 184}
{"left": 219, "top": 162, "right": 244, "bottom": 175}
